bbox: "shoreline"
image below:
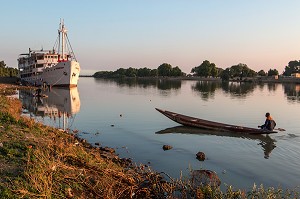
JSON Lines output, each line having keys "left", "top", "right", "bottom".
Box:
{"left": 84, "top": 75, "right": 300, "bottom": 83}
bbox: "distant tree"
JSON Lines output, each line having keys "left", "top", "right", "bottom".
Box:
{"left": 219, "top": 63, "right": 257, "bottom": 81}
{"left": 283, "top": 60, "right": 300, "bottom": 76}
{"left": 257, "top": 70, "right": 266, "bottom": 76}
{"left": 113, "top": 68, "right": 126, "bottom": 77}
{"left": 229, "top": 63, "right": 257, "bottom": 78}
{"left": 93, "top": 64, "right": 183, "bottom": 78}
{"left": 210, "top": 66, "right": 218, "bottom": 77}
{"left": 93, "top": 71, "right": 113, "bottom": 78}
{"left": 150, "top": 69, "right": 158, "bottom": 77}
{"left": 0, "top": 60, "right": 18, "bottom": 77}
{"left": 220, "top": 68, "right": 230, "bottom": 81}
{"left": 230, "top": 63, "right": 244, "bottom": 77}
{"left": 216, "top": 68, "right": 224, "bottom": 77}
{"left": 267, "top": 69, "right": 279, "bottom": 76}
{"left": 0, "top": 61, "right": 6, "bottom": 68}
{"left": 170, "top": 66, "right": 182, "bottom": 77}
{"left": 191, "top": 60, "right": 218, "bottom": 77}
{"left": 158, "top": 63, "right": 172, "bottom": 76}
{"left": 247, "top": 69, "right": 257, "bottom": 77}
{"left": 137, "top": 67, "right": 151, "bottom": 77}
{"left": 125, "top": 67, "right": 137, "bottom": 77}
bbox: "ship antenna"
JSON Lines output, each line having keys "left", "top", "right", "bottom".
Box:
{"left": 57, "top": 20, "right": 61, "bottom": 58}
{"left": 62, "top": 19, "right": 64, "bottom": 60}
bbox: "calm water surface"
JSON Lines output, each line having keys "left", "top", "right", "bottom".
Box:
{"left": 20, "top": 77, "right": 300, "bottom": 190}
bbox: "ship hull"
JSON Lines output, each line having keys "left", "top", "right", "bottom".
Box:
{"left": 21, "top": 61, "right": 80, "bottom": 87}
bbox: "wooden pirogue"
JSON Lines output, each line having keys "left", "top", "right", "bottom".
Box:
{"left": 155, "top": 108, "right": 277, "bottom": 134}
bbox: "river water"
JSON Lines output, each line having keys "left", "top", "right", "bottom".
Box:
{"left": 19, "top": 77, "right": 300, "bottom": 190}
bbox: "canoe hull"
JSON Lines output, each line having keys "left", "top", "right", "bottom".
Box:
{"left": 155, "top": 108, "right": 277, "bottom": 134}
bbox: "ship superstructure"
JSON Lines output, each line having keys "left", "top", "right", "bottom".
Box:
{"left": 18, "top": 20, "right": 80, "bottom": 87}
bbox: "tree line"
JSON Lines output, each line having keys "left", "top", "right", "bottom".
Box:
{"left": 0, "top": 61, "right": 18, "bottom": 77}
{"left": 192, "top": 59, "right": 300, "bottom": 79}
{"left": 93, "top": 60, "right": 285, "bottom": 80}
{"left": 93, "top": 63, "right": 185, "bottom": 78}
{"left": 191, "top": 61, "right": 279, "bottom": 81}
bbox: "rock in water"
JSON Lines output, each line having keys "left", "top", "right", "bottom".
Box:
{"left": 162, "top": 145, "right": 173, "bottom": 150}
{"left": 196, "top": 151, "right": 205, "bottom": 161}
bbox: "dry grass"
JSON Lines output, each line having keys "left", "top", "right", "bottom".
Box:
{"left": 0, "top": 92, "right": 171, "bottom": 198}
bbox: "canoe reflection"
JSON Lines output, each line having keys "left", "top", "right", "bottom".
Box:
{"left": 19, "top": 87, "right": 80, "bottom": 130}
{"left": 156, "top": 126, "right": 276, "bottom": 159}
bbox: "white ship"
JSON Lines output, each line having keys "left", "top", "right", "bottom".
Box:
{"left": 18, "top": 20, "right": 80, "bottom": 87}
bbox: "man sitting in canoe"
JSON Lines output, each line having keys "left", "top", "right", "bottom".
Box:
{"left": 259, "top": 112, "right": 276, "bottom": 131}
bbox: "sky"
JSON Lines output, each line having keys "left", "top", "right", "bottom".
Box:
{"left": 1, "top": 1, "right": 300, "bottom": 75}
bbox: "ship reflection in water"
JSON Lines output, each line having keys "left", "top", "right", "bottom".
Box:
{"left": 19, "top": 87, "right": 80, "bottom": 131}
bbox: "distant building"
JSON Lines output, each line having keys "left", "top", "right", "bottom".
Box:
{"left": 291, "top": 73, "right": 300, "bottom": 78}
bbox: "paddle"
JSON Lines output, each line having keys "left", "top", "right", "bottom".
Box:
{"left": 275, "top": 128, "right": 286, "bottom": 131}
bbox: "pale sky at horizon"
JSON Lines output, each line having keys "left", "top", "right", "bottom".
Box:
{"left": 1, "top": 0, "right": 300, "bottom": 75}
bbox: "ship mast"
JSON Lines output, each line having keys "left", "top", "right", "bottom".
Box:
{"left": 58, "top": 19, "right": 68, "bottom": 61}
{"left": 54, "top": 19, "right": 77, "bottom": 62}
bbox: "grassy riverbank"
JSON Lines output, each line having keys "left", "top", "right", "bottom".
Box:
{"left": 0, "top": 84, "right": 167, "bottom": 198}
{"left": 0, "top": 82, "right": 299, "bottom": 198}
